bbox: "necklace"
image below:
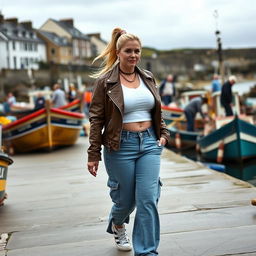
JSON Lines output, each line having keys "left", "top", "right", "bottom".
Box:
{"left": 120, "top": 72, "right": 137, "bottom": 83}
{"left": 120, "top": 69, "right": 135, "bottom": 75}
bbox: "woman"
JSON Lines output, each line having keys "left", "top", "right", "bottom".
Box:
{"left": 87, "top": 28, "right": 170, "bottom": 256}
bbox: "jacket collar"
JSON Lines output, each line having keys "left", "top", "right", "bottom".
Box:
{"left": 106, "top": 64, "right": 154, "bottom": 86}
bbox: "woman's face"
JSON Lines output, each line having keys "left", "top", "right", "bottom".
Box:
{"left": 117, "top": 40, "right": 141, "bottom": 70}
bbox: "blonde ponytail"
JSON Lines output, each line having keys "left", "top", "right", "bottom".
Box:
{"left": 91, "top": 28, "right": 141, "bottom": 78}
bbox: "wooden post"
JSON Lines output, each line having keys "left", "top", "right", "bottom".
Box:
{"left": 45, "top": 100, "right": 53, "bottom": 150}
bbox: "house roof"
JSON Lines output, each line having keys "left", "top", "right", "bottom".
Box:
{"left": 38, "top": 30, "right": 71, "bottom": 46}
{"left": 87, "top": 33, "right": 107, "bottom": 44}
{"left": 0, "top": 21, "right": 44, "bottom": 43}
{"left": 50, "top": 19, "right": 89, "bottom": 40}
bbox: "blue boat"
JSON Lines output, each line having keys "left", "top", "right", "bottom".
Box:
{"left": 197, "top": 116, "right": 256, "bottom": 162}
{"left": 166, "top": 126, "right": 201, "bottom": 150}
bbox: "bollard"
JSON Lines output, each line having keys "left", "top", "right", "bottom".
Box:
{"left": 217, "top": 141, "right": 224, "bottom": 163}
{"left": 175, "top": 133, "right": 181, "bottom": 149}
{"left": 0, "top": 151, "right": 13, "bottom": 206}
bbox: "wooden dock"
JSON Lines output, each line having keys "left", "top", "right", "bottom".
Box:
{"left": 0, "top": 137, "right": 256, "bottom": 256}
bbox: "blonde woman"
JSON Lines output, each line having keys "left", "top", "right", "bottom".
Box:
{"left": 87, "top": 28, "right": 170, "bottom": 256}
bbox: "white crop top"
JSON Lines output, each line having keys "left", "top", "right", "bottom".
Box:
{"left": 121, "top": 76, "right": 155, "bottom": 123}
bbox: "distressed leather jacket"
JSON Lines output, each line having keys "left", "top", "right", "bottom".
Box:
{"left": 87, "top": 64, "right": 170, "bottom": 162}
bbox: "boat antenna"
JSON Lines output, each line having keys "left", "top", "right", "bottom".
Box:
{"left": 213, "top": 10, "right": 224, "bottom": 84}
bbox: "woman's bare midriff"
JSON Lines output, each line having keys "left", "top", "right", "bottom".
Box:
{"left": 122, "top": 121, "right": 152, "bottom": 132}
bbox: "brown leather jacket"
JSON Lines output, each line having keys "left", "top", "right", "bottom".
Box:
{"left": 87, "top": 64, "right": 170, "bottom": 162}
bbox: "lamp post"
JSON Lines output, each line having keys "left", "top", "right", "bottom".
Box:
{"left": 213, "top": 10, "right": 225, "bottom": 84}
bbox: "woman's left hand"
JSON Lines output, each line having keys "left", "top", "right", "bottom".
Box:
{"left": 158, "top": 137, "right": 167, "bottom": 146}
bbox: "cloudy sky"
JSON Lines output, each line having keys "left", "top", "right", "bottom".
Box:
{"left": 1, "top": 0, "right": 255, "bottom": 50}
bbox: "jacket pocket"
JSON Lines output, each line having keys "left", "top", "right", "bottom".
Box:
{"left": 107, "top": 179, "right": 120, "bottom": 205}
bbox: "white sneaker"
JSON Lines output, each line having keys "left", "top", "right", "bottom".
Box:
{"left": 112, "top": 223, "right": 132, "bottom": 251}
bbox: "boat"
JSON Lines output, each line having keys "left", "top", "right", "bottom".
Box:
{"left": 161, "top": 105, "right": 184, "bottom": 126}
{"left": 166, "top": 126, "right": 201, "bottom": 150}
{"left": 8, "top": 91, "right": 84, "bottom": 119}
{"left": 2, "top": 104, "right": 84, "bottom": 154}
{"left": 163, "top": 90, "right": 209, "bottom": 149}
{"left": 60, "top": 98, "right": 83, "bottom": 112}
{"left": 197, "top": 115, "right": 256, "bottom": 163}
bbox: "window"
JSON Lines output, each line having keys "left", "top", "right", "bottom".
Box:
{"left": 7, "top": 57, "right": 10, "bottom": 68}
{"left": 13, "top": 57, "right": 17, "bottom": 69}
{"left": 12, "top": 41, "right": 16, "bottom": 50}
{"left": 51, "top": 48, "right": 55, "bottom": 55}
{"left": 20, "top": 58, "right": 25, "bottom": 69}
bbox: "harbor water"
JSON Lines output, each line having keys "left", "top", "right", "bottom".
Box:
{"left": 171, "top": 147, "right": 256, "bottom": 187}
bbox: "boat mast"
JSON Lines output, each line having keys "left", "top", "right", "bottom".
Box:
{"left": 213, "top": 10, "right": 225, "bottom": 84}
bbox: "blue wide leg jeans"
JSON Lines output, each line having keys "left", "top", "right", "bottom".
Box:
{"left": 103, "top": 127, "right": 163, "bottom": 256}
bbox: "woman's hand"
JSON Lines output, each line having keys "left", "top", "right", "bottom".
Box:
{"left": 158, "top": 137, "right": 167, "bottom": 146}
{"left": 87, "top": 161, "right": 99, "bottom": 177}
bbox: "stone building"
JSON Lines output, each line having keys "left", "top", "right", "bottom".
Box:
{"left": 40, "top": 18, "right": 92, "bottom": 65}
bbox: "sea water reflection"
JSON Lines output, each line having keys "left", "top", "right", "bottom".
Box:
{"left": 169, "top": 147, "right": 256, "bottom": 187}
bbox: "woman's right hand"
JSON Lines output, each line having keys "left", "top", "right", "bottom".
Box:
{"left": 87, "top": 161, "right": 99, "bottom": 177}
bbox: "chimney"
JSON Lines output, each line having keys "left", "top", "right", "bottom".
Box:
{"left": 88, "top": 33, "right": 101, "bottom": 39}
{"left": 60, "top": 18, "right": 74, "bottom": 27}
{"left": 20, "top": 21, "right": 33, "bottom": 30}
{"left": 5, "top": 18, "right": 18, "bottom": 25}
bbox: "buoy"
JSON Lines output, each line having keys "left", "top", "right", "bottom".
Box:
{"left": 175, "top": 133, "right": 181, "bottom": 149}
{"left": 217, "top": 141, "right": 224, "bottom": 163}
{"left": 251, "top": 198, "right": 256, "bottom": 206}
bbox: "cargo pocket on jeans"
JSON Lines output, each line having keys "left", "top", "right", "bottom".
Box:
{"left": 107, "top": 180, "right": 120, "bottom": 205}
{"left": 157, "top": 179, "right": 163, "bottom": 204}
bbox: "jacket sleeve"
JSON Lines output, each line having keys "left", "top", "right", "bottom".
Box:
{"left": 87, "top": 78, "right": 106, "bottom": 162}
{"left": 160, "top": 113, "right": 171, "bottom": 145}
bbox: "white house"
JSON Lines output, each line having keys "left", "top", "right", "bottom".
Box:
{"left": 0, "top": 15, "right": 47, "bottom": 70}
{"left": 0, "top": 31, "right": 8, "bottom": 70}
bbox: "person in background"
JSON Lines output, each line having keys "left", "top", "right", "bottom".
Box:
{"left": 51, "top": 83, "right": 67, "bottom": 108}
{"left": 159, "top": 74, "right": 176, "bottom": 105}
{"left": 211, "top": 74, "right": 221, "bottom": 93}
{"left": 87, "top": 27, "right": 170, "bottom": 256}
{"left": 220, "top": 75, "right": 237, "bottom": 116}
{"left": 83, "top": 89, "right": 92, "bottom": 116}
{"left": 67, "top": 83, "right": 77, "bottom": 102}
{"left": 34, "top": 92, "right": 46, "bottom": 110}
{"left": 3, "top": 92, "right": 16, "bottom": 114}
{"left": 184, "top": 96, "right": 209, "bottom": 131}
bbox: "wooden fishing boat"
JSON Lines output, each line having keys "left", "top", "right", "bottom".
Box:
{"left": 60, "top": 98, "right": 83, "bottom": 112}
{"left": 8, "top": 90, "right": 84, "bottom": 119}
{"left": 197, "top": 115, "right": 256, "bottom": 162}
{"left": 2, "top": 105, "right": 84, "bottom": 154}
{"left": 161, "top": 105, "right": 184, "bottom": 126}
{"left": 166, "top": 126, "right": 201, "bottom": 150}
